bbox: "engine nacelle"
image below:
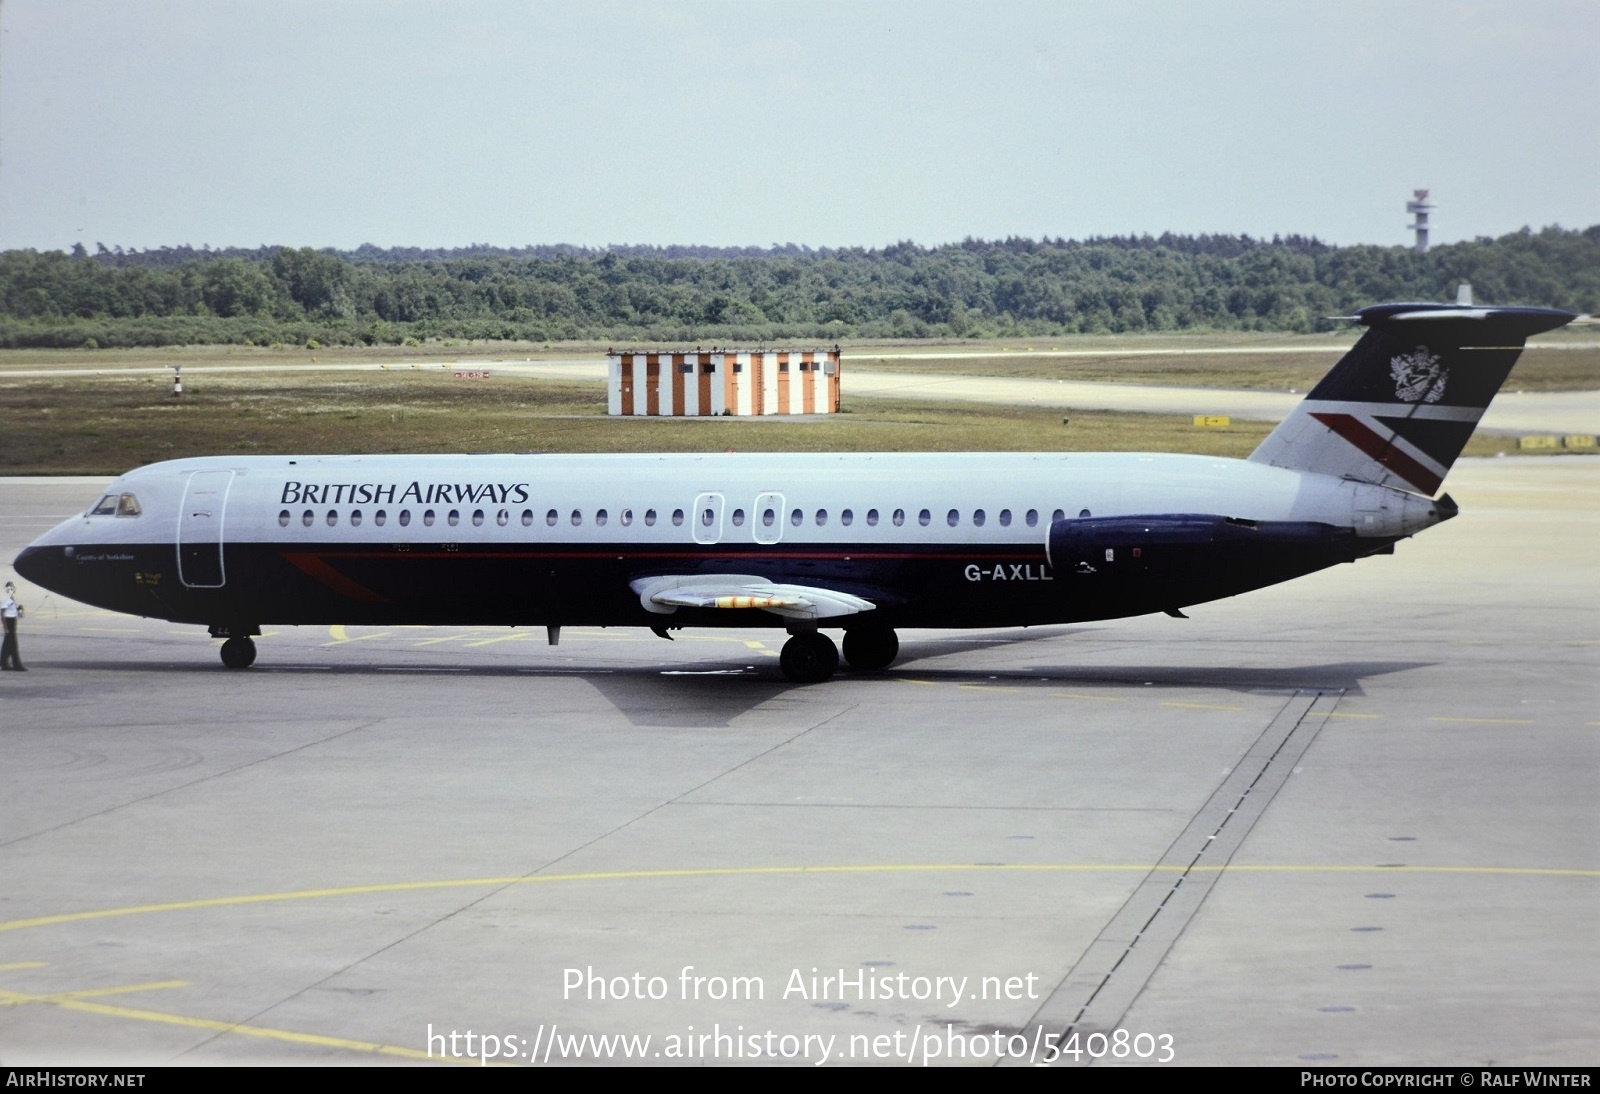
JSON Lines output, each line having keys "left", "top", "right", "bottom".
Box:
{"left": 1046, "top": 514, "right": 1367, "bottom": 610}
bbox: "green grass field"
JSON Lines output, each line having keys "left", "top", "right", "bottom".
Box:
{"left": 3, "top": 327, "right": 1595, "bottom": 391}
{"left": 0, "top": 366, "right": 1558, "bottom": 476}
{"left": 847, "top": 330, "right": 1600, "bottom": 393}
{"left": 3, "top": 329, "right": 1592, "bottom": 475}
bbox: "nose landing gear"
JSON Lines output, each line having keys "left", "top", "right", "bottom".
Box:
{"left": 219, "top": 635, "right": 256, "bottom": 669}
{"left": 210, "top": 624, "right": 260, "bottom": 669}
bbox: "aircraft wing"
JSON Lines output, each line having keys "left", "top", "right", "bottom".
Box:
{"left": 630, "top": 574, "right": 876, "bottom": 621}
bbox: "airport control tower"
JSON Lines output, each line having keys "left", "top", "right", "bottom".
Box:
{"left": 1407, "top": 189, "right": 1434, "bottom": 253}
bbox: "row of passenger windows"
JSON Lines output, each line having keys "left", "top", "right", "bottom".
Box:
{"left": 277, "top": 507, "right": 684, "bottom": 529}
{"left": 277, "top": 506, "right": 1084, "bottom": 530}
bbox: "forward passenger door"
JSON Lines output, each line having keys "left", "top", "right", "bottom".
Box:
{"left": 177, "top": 470, "right": 233, "bottom": 587}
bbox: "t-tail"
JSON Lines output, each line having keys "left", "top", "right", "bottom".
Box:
{"left": 1249, "top": 300, "right": 1576, "bottom": 494}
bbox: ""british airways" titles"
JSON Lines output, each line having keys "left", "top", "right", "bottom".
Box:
{"left": 280, "top": 481, "right": 531, "bottom": 506}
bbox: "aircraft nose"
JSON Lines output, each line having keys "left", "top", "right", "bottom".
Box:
{"left": 14, "top": 543, "right": 53, "bottom": 588}
{"left": 14, "top": 535, "right": 79, "bottom": 599}
{"left": 13, "top": 512, "right": 85, "bottom": 595}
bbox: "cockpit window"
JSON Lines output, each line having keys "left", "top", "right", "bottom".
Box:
{"left": 90, "top": 493, "right": 142, "bottom": 517}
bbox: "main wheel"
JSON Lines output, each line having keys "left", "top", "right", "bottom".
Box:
{"left": 779, "top": 632, "right": 839, "bottom": 683}
{"left": 220, "top": 635, "right": 256, "bottom": 669}
{"left": 842, "top": 626, "right": 899, "bottom": 671}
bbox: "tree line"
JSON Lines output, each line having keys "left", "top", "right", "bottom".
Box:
{"left": 1, "top": 227, "right": 1594, "bottom": 349}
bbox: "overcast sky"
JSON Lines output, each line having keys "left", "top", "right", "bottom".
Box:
{"left": 1, "top": 0, "right": 1594, "bottom": 253}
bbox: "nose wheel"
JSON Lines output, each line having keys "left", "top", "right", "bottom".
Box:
{"left": 779, "top": 632, "right": 839, "bottom": 683}
{"left": 220, "top": 635, "right": 257, "bottom": 669}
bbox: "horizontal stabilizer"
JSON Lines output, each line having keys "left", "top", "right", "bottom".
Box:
{"left": 630, "top": 574, "right": 876, "bottom": 621}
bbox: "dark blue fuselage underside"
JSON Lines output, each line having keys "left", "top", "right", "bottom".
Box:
{"left": 16, "top": 521, "right": 1374, "bottom": 632}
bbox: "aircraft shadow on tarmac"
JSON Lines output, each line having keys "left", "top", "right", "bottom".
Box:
{"left": 580, "top": 659, "right": 1434, "bottom": 727}
{"left": 24, "top": 629, "right": 1434, "bottom": 727}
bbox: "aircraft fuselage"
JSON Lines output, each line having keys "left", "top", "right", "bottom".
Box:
{"left": 15, "top": 451, "right": 1441, "bottom": 636}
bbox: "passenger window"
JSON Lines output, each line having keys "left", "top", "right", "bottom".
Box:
{"left": 326, "top": 510, "right": 338, "bottom": 527}
{"left": 546, "top": 510, "right": 558, "bottom": 526}
{"left": 620, "top": 508, "right": 633, "bottom": 526}
{"left": 375, "top": 510, "right": 387, "bottom": 527}
{"left": 866, "top": 509, "right": 878, "bottom": 527}
{"left": 571, "top": 510, "right": 583, "bottom": 526}
{"left": 90, "top": 494, "right": 118, "bottom": 516}
{"left": 351, "top": 510, "right": 363, "bottom": 527}
{"left": 521, "top": 509, "right": 533, "bottom": 526}
{"left": 1053, "top": 509, "right": 1065, "bottom": 523}
{"left": 947, "top": 509, "right": 960, "bottom": 527}
{"left": 841, "top": 509, "right": 853, "bottom": 527}
{"left": 279, "top": 510, "right": 290, "bottom": 527}
{"left": 701, "top": 508, "right": 714, "bottom": 527}
{"left": 893, "top": 509, "right": 906, "bottom": 527}
{"left": 672, "top": 509, "right": 685, "bottom": 527}
{"left": 399, "top": 510, "right": 412, "bottom": 527}
{"left": 918, "top": 509, "right": 931, "bottom": 527}
{"left": 1079, "top": 508, "right": 1091, "bottom": 519}
{"left": 595, "top": 509, "right": 608, "bottom": 526}
{"left": 473, "top": 510, "right": 485, "bottom": 527}
{"left": 999, "top": 509, "right": 1012, "bottom": 527}
{"left": 645, "top": 509, "right": 657, "bottom": 527}
{"left": 494, "top": 510, "right": 506, "bottom": 527}
{"left": 973, "top": 509, "right": 986, "bottom": 527}
{"left": 730, "top": 509, "right": 745, "bottom": 527}
{"left": 423, "top": 510, "right": 436, "bottom": 527}
{"left": 447, "top": 510, "right": 460, "bottom": 527}
{"left": 815, "top": 509, "right": 828, "bottom": 526}
{"left": 762, "top": 508, "right": 775, "bottom": 527}
{"left": 117, "top": 494, "right": 142, "bottom": 517}
{"left": 1026, "top": 509, "right": 1039, "bottom": 528}
{"left": 791, "top": 508, "right": 803, "bottom": 527}
{"left": 302, "top": 510, "right": 314, "bottom": 528}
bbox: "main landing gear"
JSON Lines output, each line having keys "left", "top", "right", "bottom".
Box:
{"left": 219, "top": 635, "right": 257, "bottom": 669}
{"left": 779, "top": 631, "right": 838, "bottom": 684}
{"left": 779, "top": 625, "right": 900, "bottom": 683}
{"left": 841, "top": 626, "right": 899, "bottom": 672}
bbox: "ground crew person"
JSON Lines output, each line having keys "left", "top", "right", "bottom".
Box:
{"left": 1, "top": 581, "right": 24, "bottom": 671}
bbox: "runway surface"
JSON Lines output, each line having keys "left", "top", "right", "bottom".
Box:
{"left": 0, "top": 460, "right": 1595, "bottom": 1066}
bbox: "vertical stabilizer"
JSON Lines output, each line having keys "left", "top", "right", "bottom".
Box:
{"left": 1249, "top": 302, "right": 1574, "bottom": 494}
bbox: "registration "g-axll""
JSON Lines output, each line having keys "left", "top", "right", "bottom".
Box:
{"left": 965, "top": 564, "right": 1053, "bottom": 582}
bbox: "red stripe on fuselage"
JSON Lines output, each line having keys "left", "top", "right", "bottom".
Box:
{"left": 281, "top": 553, "right": 392, "bottom": 603}
{"left": 1309, "top": 412, "right": 1443, "bottom": 494}
{"left": 278, "top": 548, "right": 1048, "bottom": 563}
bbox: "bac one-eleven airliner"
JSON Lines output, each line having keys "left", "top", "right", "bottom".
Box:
{"left": 14, "top": 300, "right": 1575, "bottom": 682}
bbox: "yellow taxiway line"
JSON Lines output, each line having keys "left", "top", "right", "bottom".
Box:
{"left": 4, "top": 862, "right": 1596, "bottom": 936}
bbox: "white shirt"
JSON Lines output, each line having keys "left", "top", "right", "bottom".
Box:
{"left": 1, "top": 592, "right": 18, "bottom": 620}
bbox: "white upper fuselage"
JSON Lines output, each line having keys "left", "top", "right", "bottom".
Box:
{"left": 29, "top": 450, "right": 1436, "bottom": 554}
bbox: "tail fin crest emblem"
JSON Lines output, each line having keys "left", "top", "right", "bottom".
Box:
{"left": 1389, "top": 347, "right": 1447, "bottom": 404}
